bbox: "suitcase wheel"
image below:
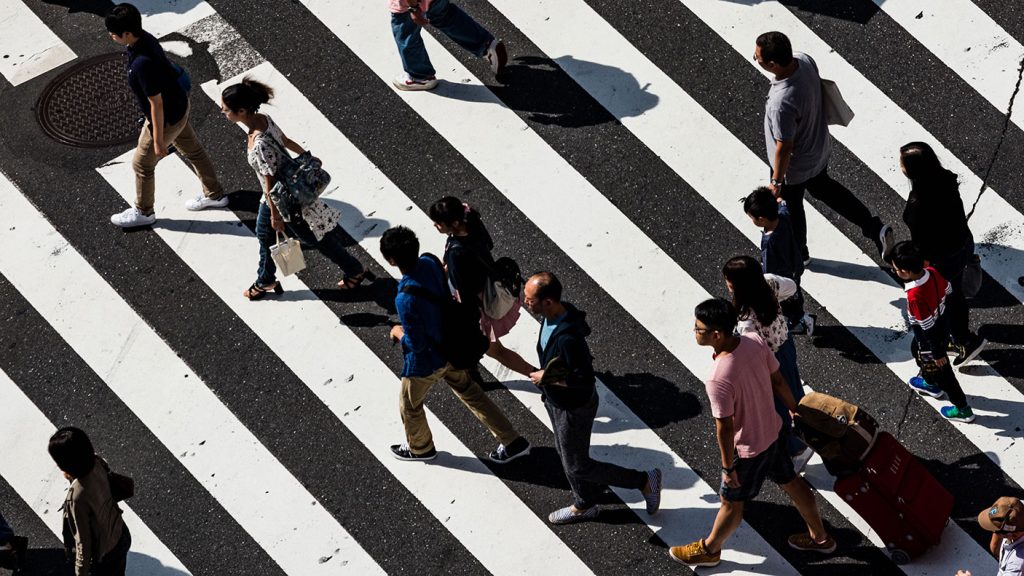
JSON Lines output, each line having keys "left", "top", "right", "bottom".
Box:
{"left": 890, "top": 549, "right": 911, "bottom": 565}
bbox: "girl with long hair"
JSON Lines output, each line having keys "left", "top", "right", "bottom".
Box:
{"left": 722, "top": 255, "right": 806, "bottom": 457}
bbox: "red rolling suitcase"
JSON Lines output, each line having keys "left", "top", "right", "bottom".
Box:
{"left": 833, "top": 432, "right": 953, "bottom": 564}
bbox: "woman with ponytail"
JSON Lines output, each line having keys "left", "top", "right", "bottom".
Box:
{"left": 221, "top": 78, "right": 369, "bottom": 300}
{"left": 428, "top": 196, "right": 537, "bottom": 377}
{"left": 899, "top": 142, "right": 986, "bottom": 366}
{"left": 722, "top": 255, "right": 807, "bottom": 458}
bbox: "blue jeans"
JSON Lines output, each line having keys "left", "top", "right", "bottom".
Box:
{"left": 255, "top": 202, "right": 364, "bottom": 286}
{"left": 391, "top": 0, "right": 493, "bottom": 80}
{"left": 773, "top": 336, "right": 808, "bottom": 455}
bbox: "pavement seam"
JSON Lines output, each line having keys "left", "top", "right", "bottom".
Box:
{"left": 967, "top": 53, "right": 1024, "bottom": 221}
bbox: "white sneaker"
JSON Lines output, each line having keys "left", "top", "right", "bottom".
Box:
{"left": 393, "top": 73, "right": 438, "bottom": 91}
{"left": 185, "top": 194, "right": 229, "bottom": 211}
{"left": 110, "top": 207, "right": 155, "bottom": 228}
{"left": 484, "top": 38, "right": 507, "bottom": 75}
{"left": 800, "top": 313, "right": 817, "bottom": 337}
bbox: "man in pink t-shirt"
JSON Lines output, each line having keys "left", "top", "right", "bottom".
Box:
{"left": 388, "top": 0, "right": 507, "bottom": 91}
{"left": 669, "top": 298, "right": 835, "bottom": 568}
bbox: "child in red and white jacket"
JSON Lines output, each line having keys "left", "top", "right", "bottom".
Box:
{"left": 888, "top": 241, "right": 974, "bottom": 423}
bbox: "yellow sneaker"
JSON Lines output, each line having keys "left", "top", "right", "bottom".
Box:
{"left": 668, "top": 539, "right": 721, "bottom": 567}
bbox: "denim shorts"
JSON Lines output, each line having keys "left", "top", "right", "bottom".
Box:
{"left": 720, "top": 431, "right": 797, "bottom": 502}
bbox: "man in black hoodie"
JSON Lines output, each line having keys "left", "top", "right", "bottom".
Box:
{"left": 524, "top": 271, "right": 662, "bottom": 524}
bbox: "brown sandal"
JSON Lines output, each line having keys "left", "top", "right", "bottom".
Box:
{"left": 243, "top": 282, "right": 283, "bottom": 300}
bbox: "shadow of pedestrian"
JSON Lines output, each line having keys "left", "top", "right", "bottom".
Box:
{"left": 430, "top": 55, "right": 658, "bottom": 129}
{"left": 40, "top": 0, "right": 114, "bottom": 16}
{"left": 713, "top": 0, "right": 876, "bottom": 25}
{"left": 593, "top": 372, "right": 702, "bottom": 430}
{"left": 127, "top": 551, "right": 190, "bottom": 576}
{"left": 12, "top": 546, "right": 67, "bottom": 576}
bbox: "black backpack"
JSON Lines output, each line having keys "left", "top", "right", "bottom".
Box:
{"left": 400, "top": 255, "right": 489, "bottom": 369}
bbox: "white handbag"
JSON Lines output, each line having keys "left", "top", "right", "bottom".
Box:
{"left": 821, "top": 78, "right": 855, "bottom": 127}
{"left": 270, "top": 232, "right": 306, "bottom": 276}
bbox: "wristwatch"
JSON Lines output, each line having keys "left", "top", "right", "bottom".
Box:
{"left": 770, "top": 178, "right": 783, "bottom": 187}
{"left": 407, "top": 3, "right": 420, "bottom": 13}
{"left": 721, "top": 464, "right": 736, "bottom": 473}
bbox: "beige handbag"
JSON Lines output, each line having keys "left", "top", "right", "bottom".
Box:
{"left": 270, "top": 231, "right": 306, "bottom": 276}
{"left": 821, "top": 78, "right": 855, "bottom": 127}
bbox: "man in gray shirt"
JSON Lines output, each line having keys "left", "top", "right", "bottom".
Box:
{"left": 756, "top": 31, "right": 893, "bottom": 265}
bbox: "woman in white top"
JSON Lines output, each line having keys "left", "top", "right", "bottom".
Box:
{"left": 220, "top": 78, "right": 369, "bottom": 299}
{"left": 722, "top": 255, "right": 807, "bottom": 457}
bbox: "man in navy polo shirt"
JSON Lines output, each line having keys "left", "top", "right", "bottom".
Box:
{"left": 105, "top": 3, "right": 226, "bottom": 228}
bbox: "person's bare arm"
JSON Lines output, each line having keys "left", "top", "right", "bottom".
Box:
{"left": 715, "top": 416, "right": 740, "bottom": 488}
{"left": 770, "top": 369, "right": 798, "bottom": 412}
{"left": 769, "top": 139, "right": 794, "bottom": 196}
{"left": 148, "top": 94, "right": 167, "bottom": 157}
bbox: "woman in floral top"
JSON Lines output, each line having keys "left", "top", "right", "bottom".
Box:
{"left": 220, "top": 78, "right": 369, "bottom": 299}
{"left": 722, "top": 255, "right": 807, "bottom": 457}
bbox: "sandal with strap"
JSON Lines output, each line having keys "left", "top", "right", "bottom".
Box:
{"left": 243, "top": 281, "right": 283, "bottom": 300}
{"left": 337, "top": 270, "right": 369, "bottom": 290}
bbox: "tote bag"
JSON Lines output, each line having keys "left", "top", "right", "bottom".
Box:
{"left": 270, "top": 232, "right": 306, "bottom": 276}
{"left": 821, "top": 78, "right": 855, "bottom": 127}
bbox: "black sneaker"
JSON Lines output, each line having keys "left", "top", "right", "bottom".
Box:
{"left": 489, "top": 437, "right": 531, "bottom": 463}
{"left": 391, "top": 443, "right": 437, "bottom": 461}
{"left": 952, "top": 337, "right": 988, "bottom": 367}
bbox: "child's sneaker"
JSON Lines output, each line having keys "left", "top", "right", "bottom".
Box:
{"left": 669, "top": 539, "right": 721, "bottom": 567}
{"left": 908, "top": 376, "right": 944, "bottom": 398}
{"left": 393, "top": 73, "right": 438, "bottom": 91}
{"left": 940, "top": 405, "right": 975, "bottom": 423}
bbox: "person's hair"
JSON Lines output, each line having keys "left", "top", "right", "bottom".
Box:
{"left": 222, "top": 78, "right": 274, "bottom": 114}
{"left": 530, "top": 271, "right": 563, "bottom": 303}
{"left": 380, "top": 226, "right": 420, "bottom": 270}
{"left": 900, "top": 141, "right": 958, "bottom": 188}
{"left": 723, "top": 256, "right": 779, "bottom": 327}
{"left": 695, "top": 297, "right": 738, "bottom": 334}
{"left": 105, "top": 3, "right": 143, "bottom": 36}
{"left": 756, "top": 31, "right": 794, "bottom": 67}
{"left": 48, "top": 427, "right": 96, "bottom": 479}
{"left": 743, "top": 186, "right": 780, "bottom": 220}
{"left": 428, "top": 196, "right": 492, "bottom": 247}
{"left": 888, "top": 240, "right": 925, "bottom": 273}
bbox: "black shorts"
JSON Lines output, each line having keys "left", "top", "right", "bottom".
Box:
{"left": 720, "top": 431, "right": 797, "bottom": 502}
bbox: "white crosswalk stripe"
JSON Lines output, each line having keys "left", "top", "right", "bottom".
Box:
{"left": 0, "top": 0, "right": 1020, "bottom": 574}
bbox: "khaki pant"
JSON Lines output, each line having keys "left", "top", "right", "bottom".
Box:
{"left": 133, "top": 103, "right": 223, "bottom": 213}
{"left": 400, "top": 363, "right": 519, "bottom": 455}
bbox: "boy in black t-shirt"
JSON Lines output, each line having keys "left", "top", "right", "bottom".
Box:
{"left": 105, "top": 3, "right": 226, "bottom": 228}
{"left": 744, "top": 186, "right": 816, "bottom": 335}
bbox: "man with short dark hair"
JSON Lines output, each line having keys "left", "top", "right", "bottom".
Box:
{"left": 755, "top": 30, "right": 892, "bottom": 265}
{"left": 669, "top": 298, "right": 834, "bottom": 567}
{"left": 105, "top": 3, "right": 225, "bottom": 228}
{"left": 524, "top": 271, "right": 662, "bottom": 525}
{"left": 380, "top": 226, "right": 530, "bottom": 463}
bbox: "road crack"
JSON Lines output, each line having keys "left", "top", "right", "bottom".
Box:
{"left": 893, "top": 389, "right": 915, "bottom": 439}
{"left": 967, "top": 52, "right": 1024, "bottom": 221}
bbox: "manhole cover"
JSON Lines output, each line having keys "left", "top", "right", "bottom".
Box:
{"left": 36, "top": 52, "right": 140, "bottom": 148}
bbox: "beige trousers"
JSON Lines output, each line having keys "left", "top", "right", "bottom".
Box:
{"left": 400, "top": 363, "right": 519, "bottom": 455}
{"left": 133, "top": 103, "right": 223, "bottom": 213}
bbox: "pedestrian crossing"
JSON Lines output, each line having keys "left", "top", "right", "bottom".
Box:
{"left": 0, "top": 0, "right": 1022, "bottom": 574}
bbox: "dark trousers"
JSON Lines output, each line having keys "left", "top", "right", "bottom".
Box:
{"left": 781, "top": 167, "right": 884, "bottom": 261}
{"left": 255, "top": 202, "right": 364, "bottom": 286}
{"left": 932, "top": 239, "right": 975, "bottom": 345}
{"left": 92, "top": 525, "right": 131, "bottom": 576}
{"left": 545, "top": 392, "right": 647, "bottom": 509}
{"left": 779, "top": 282, "right": 805, "bottom": 328}
{"left": 912, "top": 337, "right": 969, "bottom": 408}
